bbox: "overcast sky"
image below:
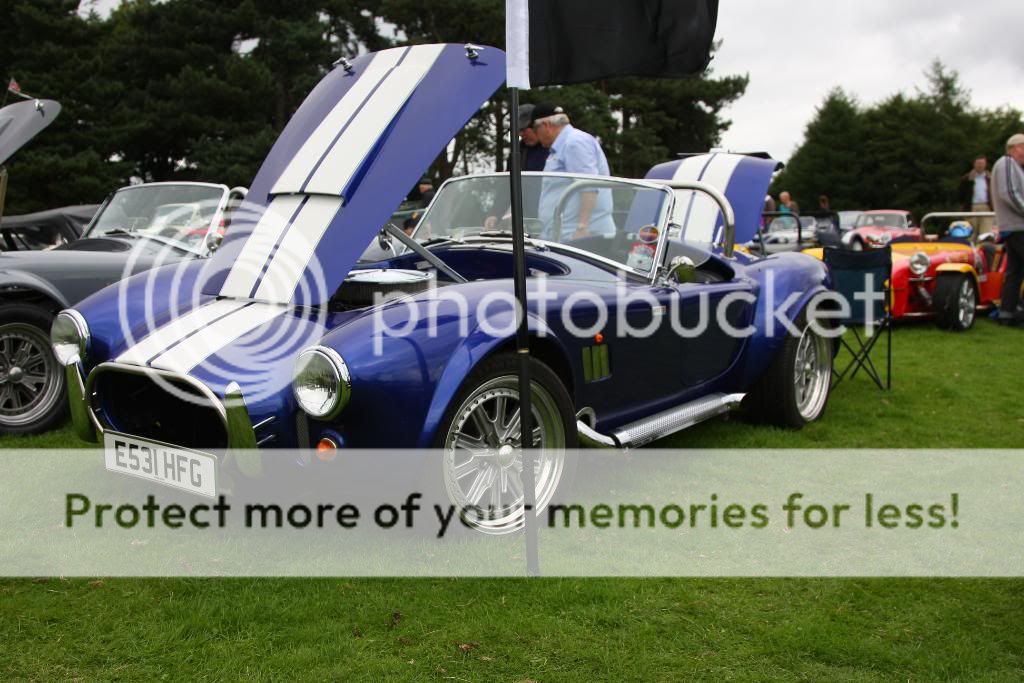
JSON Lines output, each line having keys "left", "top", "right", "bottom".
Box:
{"left": 82, "top": 0, "right": 1023, "bottom": 163}
{"left": 713, "top": 0, "right": 1024, "bottom": 161}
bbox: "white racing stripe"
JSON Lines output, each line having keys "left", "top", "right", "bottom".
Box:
{"left": 303, "top": 43, "right": 446, "bottom": 196}
{"left": 219, "top": 195, "right": 306, "bottom": 299}
{"left": 270, "top": 48, "right": 408, "bottom": 195}
{"left": 222, "top": 44, "right": 445, "bottom": 304}
{"left": 669, "top": 155, "right": 714, "bottom": 226}
{"left": 252, "top": 195, "right": 344, "bottom": 303}
{"left": 684, "top": 155, "right": 743, "bottom": 243}
{"left": 671, "top": 154, "right": 743, "bottom": 243}
{"left": 116, "top": 299, "right": 250, "bottom": 367}
{"left": 147, "top": 302, "right": 289, "bottom": 375}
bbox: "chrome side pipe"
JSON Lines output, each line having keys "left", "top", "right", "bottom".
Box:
{"left": 576, "top": 393, "right": 745, "bottom": 450}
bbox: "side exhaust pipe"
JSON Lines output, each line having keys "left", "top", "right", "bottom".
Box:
{"left": 577, "top": 393, "right": 745, "bottom": 450}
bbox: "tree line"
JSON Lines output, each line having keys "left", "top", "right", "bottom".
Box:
{"left": 1, "top": 0, "right": 747, "bottom": 214}
{"left": 773, "top": 61, "right": 1023, "bottom": 222}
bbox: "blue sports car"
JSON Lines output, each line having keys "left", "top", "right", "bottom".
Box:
{"left": 51, "top": 45, "right": 834, "bottom": 532}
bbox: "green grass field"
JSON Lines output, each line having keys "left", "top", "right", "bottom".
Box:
{"left": 2, "top": 319, "right": 1023, "bottom": 680}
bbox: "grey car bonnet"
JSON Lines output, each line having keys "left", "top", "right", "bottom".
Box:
{"left": 0, "top": 99, "right": 61, "bottom": 166}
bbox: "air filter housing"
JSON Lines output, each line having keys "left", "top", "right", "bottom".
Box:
{"left": 334, "top": 269, "right": 435, "bottom": 307}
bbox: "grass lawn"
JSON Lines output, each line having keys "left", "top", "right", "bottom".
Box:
{"left": 2, "top": 319, "right": 1023, "bottom": 680}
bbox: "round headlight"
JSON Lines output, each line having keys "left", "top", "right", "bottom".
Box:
{"left": 909, "top": 251, "right": 930, "bottom": 276}
{"left": 293, "top": 347, "right": 351, "bottom": 420}
{"left": 50, "top": 310, "right": 89, "bottom": 365}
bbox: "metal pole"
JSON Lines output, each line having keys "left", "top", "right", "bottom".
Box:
{"left": 508, "top": 87, "right": 539, "bottom": 576}
{"left": 0, "top": 166, "right": 8, "bottom": 226}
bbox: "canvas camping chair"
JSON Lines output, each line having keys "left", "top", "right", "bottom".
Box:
{"left": 823, "top": 246, "right": 892, "bottom": 390}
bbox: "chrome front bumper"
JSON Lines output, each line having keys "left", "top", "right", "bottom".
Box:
{"left": 65, "top": 360, "right": 263, "bottom": 474}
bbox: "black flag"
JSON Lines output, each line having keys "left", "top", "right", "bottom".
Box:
{"left": 506, "top": 0, "right": 718, "bottom": 88}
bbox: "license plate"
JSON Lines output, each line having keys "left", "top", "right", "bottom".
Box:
{"left": 103, "top": 432, "right": 217, "bottom": 498}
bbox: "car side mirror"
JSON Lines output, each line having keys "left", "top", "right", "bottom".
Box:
{"left": 204, "top": 230, "right": 223, "bottom": 254}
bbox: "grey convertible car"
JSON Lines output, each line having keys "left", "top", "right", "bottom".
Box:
{"left": 0, "top": 181, "right": 246, "bottom": 434}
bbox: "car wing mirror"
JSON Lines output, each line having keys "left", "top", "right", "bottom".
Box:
{"left": 204, "top": 230, "right": 223, "bottom": 254}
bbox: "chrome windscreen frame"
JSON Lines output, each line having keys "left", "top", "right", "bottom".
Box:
{"left": 409, "top": 171, "right": 737, "bottom": 282}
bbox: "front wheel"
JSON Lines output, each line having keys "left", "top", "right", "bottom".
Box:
{"left": 431, "top": 354, "right": 577, "bottom": 535}
{"left": 933, "top": 273, "right": 977, "bottom": 331}
{"left": 0, "top": 303, "right": 67, "bottom": 434}
{"left": 744, "top": 307, "right": 833, "bottom": 429}
{"left": 849, "top": 238, "right": 864, "bottom": 251}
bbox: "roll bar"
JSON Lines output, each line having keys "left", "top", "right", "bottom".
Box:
{"left": 646, "top": 179, "right": 737, "bottom": 257}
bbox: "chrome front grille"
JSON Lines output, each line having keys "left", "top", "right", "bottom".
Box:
{"left": 88, "top": 365, "right": 228, "bottom": 449}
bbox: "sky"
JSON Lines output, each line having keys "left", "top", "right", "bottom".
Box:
{"left": 81, "top": 0, "right": 1023, "bottom": 163}
{"left": 711, "top": 0, "right": 1024, "bottom": 161}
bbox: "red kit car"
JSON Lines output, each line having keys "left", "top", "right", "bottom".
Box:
{"left": 809, "top": 212, "right": 1007, "bottom": 331}
{"left": 842, "top": 210, "right": 923, "bottom": 251}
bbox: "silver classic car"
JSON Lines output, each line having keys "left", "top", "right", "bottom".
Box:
{"left": 0, "top": 181, "right": 245, "bottom": 434}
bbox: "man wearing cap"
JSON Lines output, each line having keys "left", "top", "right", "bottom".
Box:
{"left": 530, "top": 103, "right": 615, "bottom": 242}
{"left": 515, "top": 104, "right": 549, "bottom": 173}
{"left": 992, "top": 133, "right": 1024, "bottom": 325}
{"left": 484, "top": 105, "right": 550, "bottom": 231}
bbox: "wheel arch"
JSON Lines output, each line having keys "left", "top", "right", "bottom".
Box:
{"left": 0, "top": 271, "right": 70, "bottom": 312}
{"left": 935, "top": 262, "right": 979, "bottom": 286}
{"left": 417, "top": 314, "right": 576, "bottom": 448}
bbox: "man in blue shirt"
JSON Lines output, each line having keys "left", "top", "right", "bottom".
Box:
{"left": 530, "top": 103, "right": 615, "bottom": 241}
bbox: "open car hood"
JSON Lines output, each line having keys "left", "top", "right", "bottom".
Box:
{"left": 0, "top": 99, "right": 61, "bottom": 166}
{"left": 645, "top": 153, "right": 782, "bottom": 246}
{"left": 203, "top": 44, "right": 505, "bottom": 306}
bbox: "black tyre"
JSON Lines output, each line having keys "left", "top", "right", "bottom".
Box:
{"left": 743, "top": 306, "right": 833, "bottom": 429}
{"left": 0, "top": 303, "right": 67, "bottom": 434}
{"left": 849, "top": 238, "right": 864, "bottom": 251}
{"left": 429, "top": 353, "right": 577, "bottom": 535}
{"left": 933, "top": 273, "right": 977, "bottom": 331}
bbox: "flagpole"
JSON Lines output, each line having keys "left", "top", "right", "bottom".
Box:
{"left": 508, "top": 86, "right": 540, "bottom": 577}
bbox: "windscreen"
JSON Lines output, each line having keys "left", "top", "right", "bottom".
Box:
{"left": 88, "top": 184, "right": 225, "bottom": 250}
{"left": 414, "top": 174, "right": 671, "bottom": 273}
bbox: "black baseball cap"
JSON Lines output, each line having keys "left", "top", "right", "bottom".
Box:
{"left": 516, "top": 104, "right": 535, "bottom": 130}
{"left": 529, "top": 103, "right": 565, "bottom": 126}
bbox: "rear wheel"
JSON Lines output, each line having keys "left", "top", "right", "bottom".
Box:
{"left": 744, "top": 307, "right": 832, "bottom": 429}
{"left": 0, "top": 303, "right": 67, "bottom": 434}
{"left": 933, "top": 274, "right": 977, "bottom": 331}
{"left": 431, "top": 354, "right": 577, "bottom": 535}
{"left": 849, "top": 238, "right": 864, "bottom": 251}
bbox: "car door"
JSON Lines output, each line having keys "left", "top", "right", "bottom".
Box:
{"left": 589, "top": 273, "right": 753, "bottom": 422}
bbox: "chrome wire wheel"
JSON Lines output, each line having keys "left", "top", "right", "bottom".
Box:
{"left": 442, "top": 375, "right": 566, "bottom": 535}
{"left": 792, "top": 323, "right": 831, "bottom": 422}
{"left": 956, "top": 278, "right": 977, "bottom": 328}
{"left": 0, "top": 323, "right": 64, "bottom": 428}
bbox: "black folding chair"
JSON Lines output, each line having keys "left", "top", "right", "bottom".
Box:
{"left": 823, "top": 246, "right": 892, "bottom": 390}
